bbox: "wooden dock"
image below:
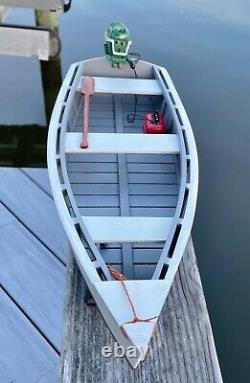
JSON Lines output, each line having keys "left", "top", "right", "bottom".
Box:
{"left": 0, "top": 167, "right": 67, "bottom": 382}
{"left": 0, "top": 1, "right": 65, "bottom": 61}
{"left": 0, "top": 167, "right": 223, "bottom": 382}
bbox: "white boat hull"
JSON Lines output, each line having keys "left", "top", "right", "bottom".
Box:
{"left": 47, "top": 57, "right": 198, "bottom": 368}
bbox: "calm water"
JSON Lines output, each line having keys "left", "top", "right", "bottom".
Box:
{"left": 1, "top": 1, "right": 250, "bottom": 381}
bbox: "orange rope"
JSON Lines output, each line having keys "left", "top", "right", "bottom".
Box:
{"left": 108, "top": 265, "right": 158, "bottom": 325}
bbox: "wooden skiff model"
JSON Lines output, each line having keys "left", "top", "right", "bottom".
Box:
{"left": 48, "top": 47, "right": 198, "bottom": 367}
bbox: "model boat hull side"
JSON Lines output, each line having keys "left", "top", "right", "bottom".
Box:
{"left": 152, "top": 65, "right": 198, "bottom": 280}
{"left": 47, "top": 62, "right": 101, "bottom": 285}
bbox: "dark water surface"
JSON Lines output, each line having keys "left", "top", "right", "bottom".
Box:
{"left": 1, "top": 1, "right": 250, "bottom": 381}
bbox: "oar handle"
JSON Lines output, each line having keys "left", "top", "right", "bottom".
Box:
{"left": 81, "top": 95, "right": 90, "bottom": 148}
{"left": 80, "top": 76, "right": 95, "bottom": 149}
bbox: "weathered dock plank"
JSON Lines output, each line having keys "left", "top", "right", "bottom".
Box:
{"left": 0, "top": 202, "right": 65, "bottom": 349}
{"left": 0, "top": 167, "right": 67, "bottom": 262}
{"left": 0, "top": 288, "right": 59, "bottom": 383}
{"left": 0, "top": 168, "right": 68, "bottom": 382}
{"left": 35, "top": 365, "right": 62, "bottom": 383}
{"left": 21, "top": 167, "right": 52, "bottom": 196}
{"left": 61, "top": 239, "right": 223, "bottom": 383}
{"left": 0, "top": 25, "right": 51, "bottom": 61}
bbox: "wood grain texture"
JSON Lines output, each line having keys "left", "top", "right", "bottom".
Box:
{"left": 0, "top": 289, "right": 59, "bottom": 383}
{"left": 0, "top": 25, "right": 51, "bottom": 60}
{"left": 0, "top": 203, "right": 65, "bottom": 349}
{"left": 0, "top": 167, "right": 67, "bottom": 262}
{"left": 21, "top": 168, "right": 52, "bottom": 196}
{"left": 34, "top": 364, "right": 61, "bottom": 383}
{"left": 61, "top": 239, "right": 223, "bottom": 383}
{"left": 0, "top": 168, "right": 66, "bottom": 382}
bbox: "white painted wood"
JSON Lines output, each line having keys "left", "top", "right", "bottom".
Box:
{"left": 48, "top": 63, "right": 102, "bottom": 284}
{"left": 0, "top": 26, "right": 50, "bottom": 60}
{"left": 82, "top": 216, "right": 173, "bottom": 243}
{"left": 152, "top": 66, "right": 199, "bottom": 279}
{"left": 0, "top": 0, "right": 64, "bottom": 11}
{"left": 65, "top": 133, "right": 180, "bottom": 154}
{"left": 92, "top": 279, "right": 168, "bottom": 368}
{"left": 122, "top": 321, "right": 156, "bottom": 350}
{"left": 77, "top": 77, "right": 162, "bottom": 95}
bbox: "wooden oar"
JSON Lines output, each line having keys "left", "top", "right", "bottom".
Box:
{"left": 81, "top": 76, "right": 95, "bottom": 148}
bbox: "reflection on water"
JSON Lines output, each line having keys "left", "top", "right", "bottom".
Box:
{"left": 0, "top": 125, "right": 47, "bottom": 166}
{"left": 39, "top": 59, "right": 62, "bottom": 124}
{"left": 0, "top": 1, "right": 250, "bottom": 381}
{"left": 0, "top": 7, "right": 62, "bottom": 165}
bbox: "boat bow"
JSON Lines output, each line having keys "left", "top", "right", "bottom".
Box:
{"left": 93, "top": 279, "right": 169, "bottom": 368}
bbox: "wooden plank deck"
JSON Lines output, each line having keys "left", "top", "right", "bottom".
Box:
{"left": 0, "top": 167, "right": 66, "bottom": 382}
{"left": 0, "top": 289, "right": 60, "bottom": 383}
{"left": 0, "top": 168, "right": 67, "bottom": 262}
{"left": 0, "top": 25, "right": 51, "bottom": 61}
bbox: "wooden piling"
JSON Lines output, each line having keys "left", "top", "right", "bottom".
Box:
{"left": 35, "top": 9, "right": 62, "bottom": 123}
{"left": 0, "top": 6, "right": 12, "bottom": 22}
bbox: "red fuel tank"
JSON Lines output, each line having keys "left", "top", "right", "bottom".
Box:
{"left": 143, "top": 112, "right": 167, "bottom": 134}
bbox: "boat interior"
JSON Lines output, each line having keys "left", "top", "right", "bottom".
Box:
{"left": 65, "top": 84, "right": 181, "bottom": 280}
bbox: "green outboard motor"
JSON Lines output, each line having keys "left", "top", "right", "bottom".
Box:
{"left": 104, "top": 22, "right": 132, "bottom": 67}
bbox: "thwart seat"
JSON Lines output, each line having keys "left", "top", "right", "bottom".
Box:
{"left": 82, "top": 216, "right": 173, "bottom": 243}
{"left": 77, "top": 77, "right": 163, "bottom": 95}
{"left": 65, "top": 133, "right": 180, "bottom": 154}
